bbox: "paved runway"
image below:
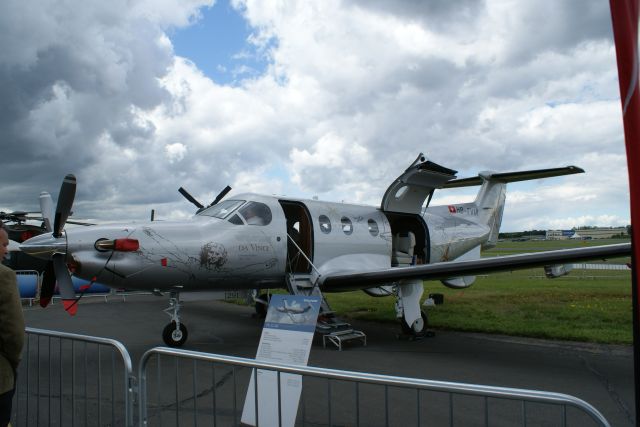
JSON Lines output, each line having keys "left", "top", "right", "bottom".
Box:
{"left": 21, "top": 294, "right": 635, "bottom": 426}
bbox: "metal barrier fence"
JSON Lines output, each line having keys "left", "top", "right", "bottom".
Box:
{"left": 573, "top": 263, "right": 631, "bottom": 271}
{"left": 138, "top": 347, "right": 611, "bottom": 427}
{"left": 12, "top": 327, "right": 135, "bottom": 427}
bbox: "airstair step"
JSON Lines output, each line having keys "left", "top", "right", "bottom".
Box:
{"left": 296, "top": 282, "right": 313, "bottom": 289}
{"left": 322, "top": 329, "right": 367, "bottom": 351}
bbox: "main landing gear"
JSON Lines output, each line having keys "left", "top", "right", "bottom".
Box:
{"left": 254, "top": 292, "right": 271, "bottom": 318}
{"left": 163, "top": 291, "right": 188, "bottom": 347}
{"left": 400, "top": 310, "right": 429, "bottom": 337}
{"left": 396, "top": 280, "right": 429, "bottom": 338}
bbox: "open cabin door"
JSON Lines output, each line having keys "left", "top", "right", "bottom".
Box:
{"left": 381, "top": 153, "right": 458, "bottom": 214}
{"left": 279, "top": 201, "right": 313, "bottom": 274}
{"left": 381, "top": 154, "right": 457, "bottom": 266}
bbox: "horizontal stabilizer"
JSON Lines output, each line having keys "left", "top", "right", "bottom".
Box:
{"left": 319, "top": 243, "right": 630, "bottom": 292}
{"left": 443, "top": 166, "right": 584, "bottom": 188}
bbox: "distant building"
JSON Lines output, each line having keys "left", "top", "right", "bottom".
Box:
{"left": 572, "top": 227, "right": 628, "bottom": 239}
{"left": 545, "top": 230, "right": 575, "bottom": 240}
{"left": 546, "top": 227, "right": 627, "bottom": 240}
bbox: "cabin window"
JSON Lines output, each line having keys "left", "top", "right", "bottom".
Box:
{"left": 341, "top": 217, "right": 353, "bottom": 235}
{"left": 238, "top": 202, "right": 272, "bottom": 226}
{"left": 228, "top": 214, "right": 243, "bottom": 225}
{"left": 198, "top": 199, "right": 245, "bottom": 219}
{"left": 394, "top": 185, "right": 409, "bottom": 199}
{"left": 318, "top": 215, "right": 332, "bottom": 234}
{"left": 368, "top": 219, "right": 379, "bottom": 236}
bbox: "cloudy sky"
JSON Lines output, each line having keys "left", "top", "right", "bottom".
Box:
{"left": 0, "top": 0, "right": 630, "bottom": 232}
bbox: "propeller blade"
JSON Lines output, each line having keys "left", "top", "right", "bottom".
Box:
{"left": 53, "top": 254, "right": 78, "bottom": 316}
{"left": 39, "top": 191, "right": 54, "bottom": 232}
{"left": 210, "top": 185, "right": 232, "bottom": 207}
{"left": 178, "top": 187, "right": 204, "bottom": 209}
{"left": 40, "top": 260, "right": 55, "bottom": 308}
{"left": 53, "top": 174, "right": 76, "bottom": 238}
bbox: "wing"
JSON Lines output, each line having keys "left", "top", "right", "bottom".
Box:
{"left": 318, "top": 243, "right": 631, "bottom": 292}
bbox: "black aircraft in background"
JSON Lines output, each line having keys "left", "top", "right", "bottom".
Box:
{"left": 1, "top": 211, "right": 48, "bottom": 272}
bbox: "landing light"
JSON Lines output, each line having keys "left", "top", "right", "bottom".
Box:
{"left": 95, "top": 238, "right": 140, "bottom": 252}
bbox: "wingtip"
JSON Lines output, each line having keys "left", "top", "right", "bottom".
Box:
{"left": 39, "top": 297, "right": 51, "bottom": 308}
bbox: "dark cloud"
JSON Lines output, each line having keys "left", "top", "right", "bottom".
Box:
{"left": 0, "top": 1, "right": 177, "bottom": 214}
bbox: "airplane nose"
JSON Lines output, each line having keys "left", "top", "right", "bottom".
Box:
{"left": 20, "top": 233, "right": 67, "bottom": 260}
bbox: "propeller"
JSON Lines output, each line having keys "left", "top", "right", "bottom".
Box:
{"left": 38, "top": 174, "right": 79, "bottom": 315}
{"left": 39, "top": 192, "right": 53, "bottom": 232}
{"left": 178, "top": 185, "right": 232, "bottom": 212}
{"left": 53, "top": 174, "right": 76, "bottom": 238}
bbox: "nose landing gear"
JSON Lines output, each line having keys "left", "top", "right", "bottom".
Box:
{"left": 162, "top": 291, "right": 188, "bottom": 347}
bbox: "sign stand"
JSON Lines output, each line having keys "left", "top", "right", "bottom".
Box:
{"left": 241, "top": 294, "right": 321, "bottom": 427}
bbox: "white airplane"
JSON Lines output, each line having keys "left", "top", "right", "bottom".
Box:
{"left": 20, "top": 154, "right": 631, "bottom": 346}
{"left": 275, "top": 299, "right": 314, "bottom": 323}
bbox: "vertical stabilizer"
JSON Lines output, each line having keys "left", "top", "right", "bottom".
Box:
{"left": 474, "top": 174, "right": 507, "bottom": 249}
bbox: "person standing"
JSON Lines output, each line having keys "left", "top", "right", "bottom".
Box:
{"left": 0, "top": 224, "right": 24, "bottom": 427}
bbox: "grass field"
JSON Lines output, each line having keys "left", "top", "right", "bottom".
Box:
{"left": 324, "top": 239, "right": 633, "bottom": 345}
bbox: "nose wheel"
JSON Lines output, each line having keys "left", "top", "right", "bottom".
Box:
{"left": 163, "top": 292, "right": 188, "bottom": 347}
{"left": 163, "top": 321, "right": 188, "bottom": 347}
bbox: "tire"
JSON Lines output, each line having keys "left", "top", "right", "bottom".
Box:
{"left": 162, "top": 321, "right": 188, "bottom": 347}
{"left": 400, "top": 310, "right": 428, "bottom": 337}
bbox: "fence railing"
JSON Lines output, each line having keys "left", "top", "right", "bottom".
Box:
{"left": 13, "top": 327, "right": 135, "bottom": 427}
{"left": 11, "top": 328, "right": 613, "bottom": 427}
{"left": 138, "top": 347, "right": 611, "bottom": 427}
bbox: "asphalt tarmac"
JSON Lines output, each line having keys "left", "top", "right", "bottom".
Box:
{"left": 20, "top": 294, "right": 635, "bottom": 426}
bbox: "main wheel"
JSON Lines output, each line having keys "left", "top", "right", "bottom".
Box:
{"left": 162, "top": 321, "right": 188, "bottom": 347}
{"left": 400, "top": 310, "right": 428, "bottom": 337}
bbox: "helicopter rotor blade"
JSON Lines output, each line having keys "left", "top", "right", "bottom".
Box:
{"left": 178, "top": 187, "right": 204, "bottom": 209}
{"left": 209, "top": 185, "right": 232, "bottom": 207}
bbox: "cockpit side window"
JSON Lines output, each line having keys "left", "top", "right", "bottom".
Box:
{"left": 228, "top": 214, "right": 243, "bottom": 225}
{"left": 238, "top": 202, "right": 272, "bottom": 226}
{"left": 197, "top": 200, "right": 245, "bottom": 219}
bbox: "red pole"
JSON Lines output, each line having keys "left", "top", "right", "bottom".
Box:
{"left": 609, "top": 0, "right": 640, "bottom": 420}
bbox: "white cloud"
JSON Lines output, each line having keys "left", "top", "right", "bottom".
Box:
{"left": 0, "top": 0, "right": 630, "bottom": 233}
{"left": 165, "top": 142, "right": 187, "bottom": 163}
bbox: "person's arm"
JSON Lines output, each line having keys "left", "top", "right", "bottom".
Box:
{"left": 0, "top": 268, "right": 25, "bottom": 369}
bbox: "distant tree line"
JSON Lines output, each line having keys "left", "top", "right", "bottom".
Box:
{"left": 499, "top": 226, "right": 630, "bottom": 239}
{"left": 498, "top": 230, "right": 546, "bottom": 239}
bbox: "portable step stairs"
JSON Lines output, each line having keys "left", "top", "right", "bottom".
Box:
{"left": 286, "top": 273, "right": 366, "bottom": 351}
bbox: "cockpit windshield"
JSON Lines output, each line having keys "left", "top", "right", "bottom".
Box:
{"left": 197, "top": 200, "right": 245, "bottom": 219}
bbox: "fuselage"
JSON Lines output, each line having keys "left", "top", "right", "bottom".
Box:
{"left": 21, "top": 193, "right": 491, "bottom": 293}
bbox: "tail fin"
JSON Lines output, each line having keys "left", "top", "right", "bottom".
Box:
{"left": 444, "top": 166, "right": 584, "bottom": 249}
